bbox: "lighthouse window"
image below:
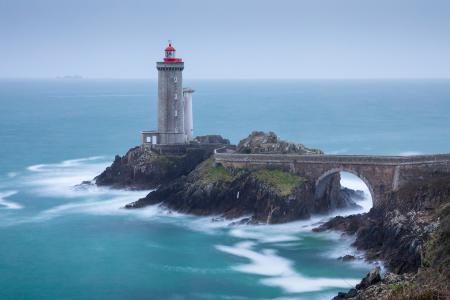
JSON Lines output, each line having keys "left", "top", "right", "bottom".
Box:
{"left": 175, "top": 110, "right": 178, "bottom": 117}
{"left": 166, "top": 50, "right": 174, "bottom": 58}
{"left": 174, "top": 93, "right": 178, "bottom": 99}
{"left": 174, "top": 76, "right": 177, "bottom": 83}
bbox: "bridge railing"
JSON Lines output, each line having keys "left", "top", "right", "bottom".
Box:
{"left": 214, "top": 153, "right": 450, "bottom": 166}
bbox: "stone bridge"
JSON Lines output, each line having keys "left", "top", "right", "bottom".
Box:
{"left": 214, "top": 152, "right": 450, "bottom": 207}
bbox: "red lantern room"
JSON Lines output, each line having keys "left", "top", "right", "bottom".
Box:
{"left": 164, "top": 41, "right": 182, "bottom": 62}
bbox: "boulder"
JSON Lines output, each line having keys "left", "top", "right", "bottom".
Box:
{"left": 356, "top": 267, "right": 381, "bottom": 289}
{"left": 236, "top": 131, "right": 323, "bottom": 154}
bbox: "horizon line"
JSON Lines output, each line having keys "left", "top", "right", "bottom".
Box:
{"left": 1, "top": 76, "right": 450, "bottom": 81}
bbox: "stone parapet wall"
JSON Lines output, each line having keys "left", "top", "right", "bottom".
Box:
{"left": 214, "top": 153, "right": 450, "bottom": 166}
{"left": 145, "top": 143, "right": 229, "bottom": 155}
{"left": 214, "top": 152, "right": 450, "bottom": 208}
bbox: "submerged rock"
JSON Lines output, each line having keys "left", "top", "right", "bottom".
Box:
{"left": 338, "top": 254, "right": 356, "bottom": 262}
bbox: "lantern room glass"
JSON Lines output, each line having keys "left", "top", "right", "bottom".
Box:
{"left": 165, "top": 50, "right": 175, "bottom": 58}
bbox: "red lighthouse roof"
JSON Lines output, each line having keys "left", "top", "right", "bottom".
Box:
{"left": 163, "top": 41, "right": 182, "bottom": 63}
{"left": 165, "top": 44, "right": 176, "bottom": 51}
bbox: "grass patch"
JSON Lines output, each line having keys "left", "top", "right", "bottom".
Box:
{"left": 388, "top": 283, "right": 404, "bottom": 290}
{"left": 199, "top": 159, "right": 234, "bottom": 184}
{"left": 251, "top": 169, "right": 305, "bottom": 196}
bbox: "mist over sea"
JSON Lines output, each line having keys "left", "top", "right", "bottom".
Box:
{"left": 1, "top": 79, "right": 450, "bottom": 299}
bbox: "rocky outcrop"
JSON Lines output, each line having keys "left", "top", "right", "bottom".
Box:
{"left": 95, "top": 146, "right": 214, "bottom": 189}
{"left": 94, "top": 131, "right": 359, "bottom": 223}
{"left": 236, "top": 131, "right": 323, "bottom": 154}
{"left": 125, "top": 158, "right": 361, "bottom": 224}
{"left": 194, "top": 135, "right": 230, "bottom": 145}
{"left": 333, "top": 269, "right": 415, "bottom": 300}
{"left": 318, "top": 175, "right": 450, "bottom": 299}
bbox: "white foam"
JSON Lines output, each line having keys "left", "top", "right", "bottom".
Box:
{"left": 24, "top": 156, "right": 111, "bottom": 198}
{"left": 328, "top": 148, "right": 349, "bottom": 155}
{"left": 229, "top": 228, "right": 300, "bottom": 243}
{"left": 399, "top": 151, "right": 422, "bottom": 156}
{"left": 4, "top": 156, "right": 194, "bottom": 224}
{"left": 0, "top": 191, "right": 23, "bottom": 209}
{"left": 185, "top": 215, "right": 252, "bottom": 234}
{"left": 340, "top": 172, "right": 373, "bottom": 213}
{"left": 216, "top": 241, "right": 359, "bottom": 293}
{"left": 31, "top": 192, "right": 164, "bottom": 222}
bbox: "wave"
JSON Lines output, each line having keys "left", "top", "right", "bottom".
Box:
{"left": 0, "top": 156, "right": 190, "bottom": 225}
{"left": 24, "top": 156, "right": 111, "bottom": 198}
{"left": 0, "top": 191, "right": 23, "bottom": 209}
{"left": 29, "top": 193, "right": 171, "bottom": 222}
{"left": 211, "top": 177, "right": 377, "bottom": 294}
{"left": 27, "top": 156, "right": 106, "bottom": 172}
{"left": 216, "top": 241, "right": 360, "bottom": 293}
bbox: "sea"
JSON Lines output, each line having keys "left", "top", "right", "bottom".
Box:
{"left": 1, "top": 79, "right": 450, "bottom": 299}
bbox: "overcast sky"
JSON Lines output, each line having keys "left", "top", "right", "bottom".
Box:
{"left": 1, "top": 0, "right": 450, "bottom": 79}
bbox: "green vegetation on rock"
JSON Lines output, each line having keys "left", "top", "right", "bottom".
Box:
{"left": 251, "top": 169, "right": 305, "bottom": 196}
{"left": 198, "top": 159, "right": 234, "bottom": 184}
{"left": 422, "top": 202, "right": 450, "bottom": 276}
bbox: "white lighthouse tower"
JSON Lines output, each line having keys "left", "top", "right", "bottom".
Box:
{"left": 183, "top": 88, "right": 194, "bottom": 141}
{"left": 141, "top": 42, "right": 194, "bottom": 146}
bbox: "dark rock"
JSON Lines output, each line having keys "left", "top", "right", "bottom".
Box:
{"left": 194, "top": 135, "right": 230, "bottom": 145}
{"left": 332, "top": 292, "right": 348, "bottom": 300}
{"left": 95, "top": 146, "right": 215, "bottom": 189}
{"left": 313, "top": 214, "right": 368, "bottom": 234}
{"left": 339, "top": 254, "right": 356, "bottom": 262}
{"left": 125, "top": 159, "right": 360, "bottom": 224}
{"left": 314, "top": 174, "right": 362, "bottom": 213}
{"left": 356, "top": 267, "right": 381, "bottom": 289}
{"left": 236, "top": 131, "right": 323, "bottom": 154}
{"left": 347, "top": 288, "right": 357, "bottom": 297}
{"left": 228, "top": 217, "right": 253, "bottom": 226}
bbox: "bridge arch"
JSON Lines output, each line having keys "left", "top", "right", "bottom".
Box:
{"left": 314, "top": 167, "right": 375, "bottom": 206}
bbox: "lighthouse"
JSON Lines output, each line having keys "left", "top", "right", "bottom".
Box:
{"left": 142, "top": 42, "right": 194, "bottom": 146}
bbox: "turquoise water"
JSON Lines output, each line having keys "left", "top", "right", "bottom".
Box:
{"left": 1, "top": 79, "right": 450, "bottom": 299}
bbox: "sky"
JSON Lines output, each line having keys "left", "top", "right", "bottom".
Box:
{"left": 1, "top": 0, "right": 450, "bottom": 79}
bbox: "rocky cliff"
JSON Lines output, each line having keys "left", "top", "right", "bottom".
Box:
{"left": 317, "top": 175, "right": 450, "bottom": 299}
{"left": 95, "top": 134, "right": 230, "bottom": 189}
{"left": 125, "top": 158, "right": 360, "bottom": 224}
